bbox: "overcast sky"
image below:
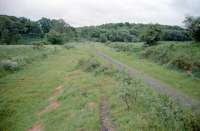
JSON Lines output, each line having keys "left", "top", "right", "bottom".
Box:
{"left": 0, "top": 0, "right": 199, "bottom": 27}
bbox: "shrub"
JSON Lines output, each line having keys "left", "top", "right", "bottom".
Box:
{"left": 63, "top": 44, "right": 75, "bottom": 49}
{"left": 78, "top": 58, "right": 101, "bottom": 72}
{"left": 141, "top": 43, "right": 200, "bottom": 78}
{"left": 117, "top": 73, "right": 142, "bottom": 110}
{"left": 0, "top": 60, "right": 19, "bottom": 71}
{"left": 32, "top": 41, "right": 46, "bottom": 49}
{"left": 108, "top": 43, "right": 133, "bottom": 52}
{"left": 46, "top": 30, "right": 64, "bottom": 44}
{"left": 140, "top": 25, "right": 162, "bottom": 46}
{"left": 184, "top": 16, "right": 200, "bottom": 42}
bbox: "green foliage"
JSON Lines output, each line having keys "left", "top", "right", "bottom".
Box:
{"left": 184, "top": 16, "right": 200, "bottom": 42}
{"left": 117, "top": 73, "right": 141, "bottom": 110}
{"left": 46, "top": 30, "right": 64, "bottom": 44}
{"left": 0, "top": 45, "right": 60, "bottom": 78}
{"left": 32, "top": 41, "right": 46, "bottom": 49}
{"left": 111, "top": 71, "right": 200, "bottom": 130}
{"left": 38, "top": 17, "right": 52, "bottom": 33}
{"left": 141, "top": 42, "right": 200, "bottom": 78}
{"left": 107, "top": 42, "right": 134, "bottom": 52}
{"left": 0, "top": 15, "right": 77, "bottom": 45}
{"left": 162, "top": 30, "right": 191, "bottom": 41}
{"left": 140, "top": 25, "right": 162, "bottom": 46}
{"left": 0, "top": 60, "right": 19, "bottom": 71}
{"left": 78, "top": 58, "right": 101, "bottom": 72}
{"left": 63, "top": 43, "right": 75, "bottom": 49}
{"left": 77, "top": 23, "right": 190, "bottom": 42}
{"left": 99, "top": 33, "right": 108, "bottom": 43}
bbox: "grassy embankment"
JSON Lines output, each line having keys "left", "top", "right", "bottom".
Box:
{"left": 98, "top": 42, "right": 200, "bottom": 99}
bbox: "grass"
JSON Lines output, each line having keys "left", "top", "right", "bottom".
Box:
{"left": 97, "top": 43, "right": 200, "bottom": 99}
{"left": 78, "top": 55, "right": 200, "bottom": 130}
{"left": 0, "top": 45, "right": 100, "bottom": 131}
{"left": 0, "top": 43, "right": 199, "bottom": 131}
{"left": 0, "top": 45, "right": 61, "bottom": 78}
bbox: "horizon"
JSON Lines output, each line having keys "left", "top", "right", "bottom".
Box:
{"left": 0, "top": 0, "right": 199, "bottom": 27}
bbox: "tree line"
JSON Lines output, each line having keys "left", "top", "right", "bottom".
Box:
{"left": 0, "top": 15, "right": 77, "bottom": 44}
{"left": 0, "top": 15, "right": 199, "bottom": 45}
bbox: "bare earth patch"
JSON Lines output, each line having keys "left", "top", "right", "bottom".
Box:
{"left": 37, "top": 85, "right": 63, "bottom": 116}
{"left": 37, "top": 99, "right": 60, "bottom": 116}
{"left": 28, "top": 123, "right": 43, "bottom": 131}
{"left": 54, "top": 85, "right": 64, "bottom": 96}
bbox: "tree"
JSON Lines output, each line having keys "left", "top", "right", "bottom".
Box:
{"left": 184, "top": 16, "right": 200, "bottom": 42}
{"left": 38, "top": 17, "right": 52, "bottom": 33}
{"left": 46, "top": 30, "right": 64, "bottom": 44}
{"left": 140, "top": 25, "right": 162, "bottom": 46}
{"left": 51, "top": 19, "right": 70, "bottom": 33}
{"left": 99, "top": 33, "right": 107, "bottom": 43}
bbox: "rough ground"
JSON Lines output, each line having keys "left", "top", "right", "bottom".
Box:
{"left": 28, "top": 85, "right": 64, "bottom": 131}
{"left": 96, "top": 50, "right": 200, "bottom": 111}
{"left": 100, "top": 79, "right": 115, "bottom": 131}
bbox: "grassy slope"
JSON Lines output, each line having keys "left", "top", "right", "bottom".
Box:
{"left": 97, "top": 44, "right": 200, "bottom": 99}
{"left": 0, "top": 45, "right": 100, "bottom": 131}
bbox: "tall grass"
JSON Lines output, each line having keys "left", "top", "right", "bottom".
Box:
{"left": 78, "top": 58, "right": 200, "bottom": 130}
{"left": 141, "top": 42, "right": 200, "bottom": 78}
{"left": 0, "top": 45, "right": 61, "bottom": 78}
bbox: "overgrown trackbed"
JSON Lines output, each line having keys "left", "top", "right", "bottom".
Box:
{"left": 96, "top": 49, "right": 200, "bottom": 111}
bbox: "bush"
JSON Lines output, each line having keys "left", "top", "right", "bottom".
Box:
{"left": 108, "top": 43, "right": 133, "bottom": 52}
{"left": 0, "top": 60, "right": 19, "bottom": 71}
{"left": 141, "top": 42, "right": 200, "bottom": 78}
{"left": 117, "top": 74, "right": 142, "bottom": 110}
{"left": 32, "top": 41, "right": 46, "bottom": 49}
{"left": 46, "top": 30, "right": 64, "bottom": 44}
{"left": 140, "top": 25, "right": 162, "bottom": 46}
{"left": 184, "top": 16, "right": 200, "bottom": 42}
{"left": 63, "top": 44, "right": 75, "bottom": 49}
{"left": 78, "top": 58, "right": 101, "bottom": 72}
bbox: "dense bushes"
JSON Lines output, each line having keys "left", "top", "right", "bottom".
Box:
{"left": 141, "top": 42, "right": 200, "bottom": 77}
{"left": 46, "top": 30, "right": 64, "bottom": 44}
{"left": 0, "top": 15, "right": 77, "bottom": 45}
{"left": 140, "top": 25, "right": 162, "bottom": 46}
{"left": 162, "top": 30, "right": 192, "bottom": 41}
{"left": 184, "top": 16, "right": 200, "bottom": 42}
{"left": 77, "top": 23, "right": 191, "bottom": 43}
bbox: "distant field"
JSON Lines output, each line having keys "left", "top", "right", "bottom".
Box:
{"left": 0, "top": 43, "right": 199, "bottom": 131}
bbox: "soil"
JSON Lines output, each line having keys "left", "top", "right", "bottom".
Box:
{"left": 28, "top": 123, "right": 43, "bottom": 131}
{"left": 29, "top": 85, "right": 63, "bottom": 131}
{"left": 99, "top": 79, "right": 115, "bottom": 131}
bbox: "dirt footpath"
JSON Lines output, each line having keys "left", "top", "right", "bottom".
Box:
{"left": 96, "top": 49, "right": 200, "bottom": 111}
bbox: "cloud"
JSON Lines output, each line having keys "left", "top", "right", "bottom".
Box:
{"left": 0, "top": 0, "right": 199, "bottom": 26}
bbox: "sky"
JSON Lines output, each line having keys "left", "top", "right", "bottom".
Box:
{"left": 0, "top": 0, "right": 199, "bottom": 27}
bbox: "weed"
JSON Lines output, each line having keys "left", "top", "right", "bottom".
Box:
{"left": 77, "top": 58, "right": 101, "bottom": 72}
{"left": 0, "top": 59, "right": 19, "bottom": 71}
{"left": 63, "top": 44, "right": 75, "bottom": 49}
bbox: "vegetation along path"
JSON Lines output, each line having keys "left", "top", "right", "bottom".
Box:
{"left": 96, "top": 49, "right": 200, "bottom": 111}
{"left": 99, "top": 78, "right": 115, "bottom": 131}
